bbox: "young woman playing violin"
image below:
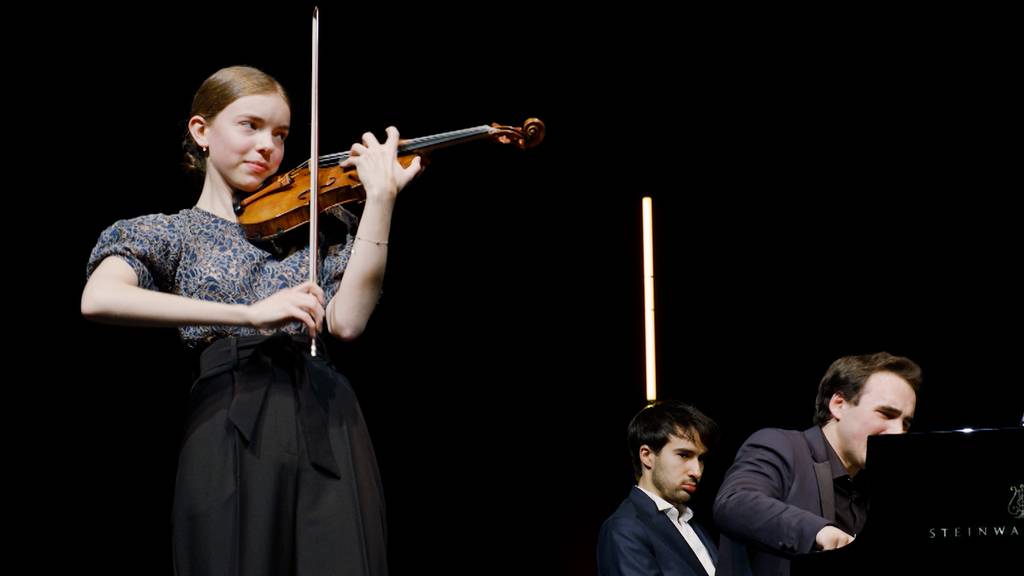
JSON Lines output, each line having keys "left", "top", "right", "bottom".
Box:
{"left": 81, "top": 65, "right": 420, "bottom": 575}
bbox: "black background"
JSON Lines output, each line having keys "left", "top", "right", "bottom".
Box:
{"left": 36, "top": 3, "right": 1022, "bottom": 574}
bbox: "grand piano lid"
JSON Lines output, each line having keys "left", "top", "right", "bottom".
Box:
{"left": 792, "top": 427, "right": 1022, "bottom": 575}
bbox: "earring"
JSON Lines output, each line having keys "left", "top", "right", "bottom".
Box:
{"left": 202, "top": 146, "right": 208, "bottom": 154}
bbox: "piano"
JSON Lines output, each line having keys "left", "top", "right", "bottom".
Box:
{"left": 792, "top": 427, "right": 1023, "bottom": 575}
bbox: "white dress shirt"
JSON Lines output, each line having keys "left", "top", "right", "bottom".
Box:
{"left": 637, "top": 485, "right": 716, "bottom": 576}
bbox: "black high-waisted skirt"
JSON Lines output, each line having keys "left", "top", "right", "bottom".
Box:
{"left": 172, "top": 333, "right": 387, "bottom": 576}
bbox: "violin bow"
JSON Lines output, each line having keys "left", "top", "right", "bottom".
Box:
{"left": 309, "top": 6, "right": 320, "bottom": 356}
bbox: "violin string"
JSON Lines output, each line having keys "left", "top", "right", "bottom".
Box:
{"left": 297, "top": 126, "right": 493, "bottom": 169}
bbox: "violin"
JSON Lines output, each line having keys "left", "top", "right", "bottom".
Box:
{"left": 235, "top": 119, "right": 545, "bottom": 241}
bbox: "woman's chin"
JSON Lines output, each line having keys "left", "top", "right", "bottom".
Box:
{"left": 232, "top": 178, "right": 265, "bottom": 195}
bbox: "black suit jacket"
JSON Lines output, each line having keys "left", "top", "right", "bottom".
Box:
{"left": 598, "top": 487, "right": 718, "bottom": 576}
{"left": 712, "top": 426, "right": 838, "bottom": 576}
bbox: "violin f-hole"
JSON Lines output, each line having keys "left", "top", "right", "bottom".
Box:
{"left": 297, "top": 176, "right": 337, "bottom": 201}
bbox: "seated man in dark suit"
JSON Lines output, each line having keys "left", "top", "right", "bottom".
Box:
{"left": 598, "top": 401, "right": 721, "bottom": 576}
{"left": 713, "top": 352, "right": 922, "bottom": 576}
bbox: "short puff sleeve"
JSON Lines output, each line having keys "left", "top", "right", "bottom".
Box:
{"left": 86, "top": 213, "right": 184, "bottom": 292}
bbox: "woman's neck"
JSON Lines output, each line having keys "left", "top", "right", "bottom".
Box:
{"left": 195, "top": 171, "right": 238, "bottom": 222}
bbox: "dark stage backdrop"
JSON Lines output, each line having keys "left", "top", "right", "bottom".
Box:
{"left": 42, "top": 3, "right": 1020, "bottom": 574}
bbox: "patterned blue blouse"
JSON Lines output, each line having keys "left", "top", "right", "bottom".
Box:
{"left": 86, "top": 205, "right": 356, "bottom": 349}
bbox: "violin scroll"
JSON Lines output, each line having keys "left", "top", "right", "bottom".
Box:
{"left": 489, "top": 118, "right": 545, "bottom": 149}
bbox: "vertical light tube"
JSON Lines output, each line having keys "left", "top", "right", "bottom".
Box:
{"left": 642, "top": 197, "right": 656, "bottom": 402}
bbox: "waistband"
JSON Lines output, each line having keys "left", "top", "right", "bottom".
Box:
{"left": 195, "top": 332, "right": 340, "bottom": 478}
